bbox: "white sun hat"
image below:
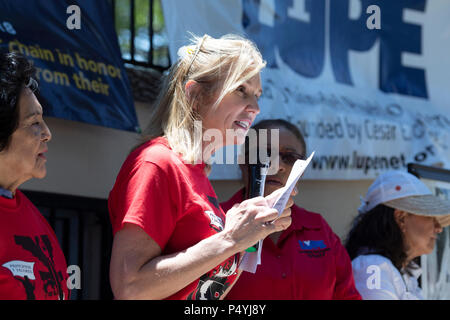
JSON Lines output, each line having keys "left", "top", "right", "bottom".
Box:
{"left": 358, "top": 170, "right": 450, "bottom": 227}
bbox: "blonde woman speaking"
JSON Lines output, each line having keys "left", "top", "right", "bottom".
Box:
{"left": 108, "top": 34, "right": 292, "bottom": 300}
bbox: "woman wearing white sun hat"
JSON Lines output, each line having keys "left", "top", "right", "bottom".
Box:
{"left": 345, "top": 170, "right": 450, "bottom": 300}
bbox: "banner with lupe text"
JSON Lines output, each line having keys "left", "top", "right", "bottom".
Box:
{"left": 162, "top": 0, "right": 450, "bottom": 180}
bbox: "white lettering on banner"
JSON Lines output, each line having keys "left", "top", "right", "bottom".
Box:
{"left": 258, "top": 0, "right": 275, "bottom": 27}
{"left": 260, "top": 2, "right": 380, "bottom": 30}
{"left": 349, "top": 0, "right": 362, "bottom": 20}
{"left": 288, "top": 0, "right": 310, "bottom": 23}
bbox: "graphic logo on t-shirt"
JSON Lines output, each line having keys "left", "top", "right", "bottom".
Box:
{"left": 298, "top": 240, "right": 330, "bottom": 258}
{"left": 2, "top": 260, "right": 36, "bottom": 280}
{"left": 214, "top": 255, "right": 238, "bottom": 278}
{"left": 186, "top": 253, "right": 239, "bottom": 300}
{"left": 205, "top": 210, "right": 224, "bottom": 232}
{"left": 299, "top": 240, "right": 326, "bottom": 250}
{"left": 8, "top": 235, "right": 66, "bottom": 300}
{"left": 187, "top": 254, "right": 239, "bottom": 300}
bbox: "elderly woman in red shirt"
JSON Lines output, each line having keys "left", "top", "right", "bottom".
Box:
{"left": 0, "top": 52, "right": 69, "bottom": 300}
{"left": 222, "top": 119, "right": 361, "bottom": 300}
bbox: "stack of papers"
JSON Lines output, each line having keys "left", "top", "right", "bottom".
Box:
{"left": 240, "top": 152, "right": 315, "bottom": 273}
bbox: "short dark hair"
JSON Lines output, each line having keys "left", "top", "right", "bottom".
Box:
{"left": 345, "top": 204, "right": 417, "bottom": 275}
{"left": 0, "top": 52, "right": 36, "bottom": 151}
{"left": 247, "top": 118, "right": 307, "bottom": 156}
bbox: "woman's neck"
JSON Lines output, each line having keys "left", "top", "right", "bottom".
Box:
{"left": 402, "top": 241, "right": 420, "bottom": 269}
{"left": 0, "top": 170, "right": 20, "bottom": 196}
{"left": 403, "top": 254, "right": 417, "bottom": 270}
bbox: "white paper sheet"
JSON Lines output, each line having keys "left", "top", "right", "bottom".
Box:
{"left": 240, "top": 152, "right": 315, "bottom": 273}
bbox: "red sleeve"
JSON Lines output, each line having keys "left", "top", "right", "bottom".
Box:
{"left": 331, "top": 232, "right": 362, "bottom": 300}
{"left": 110, "top": 161, "right": 179, "bottom": 250}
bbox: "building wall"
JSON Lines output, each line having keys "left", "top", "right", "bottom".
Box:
{"left": 21, "top": 102, "right": 148, "bottom": 199}
{"left": 22, "top": 101, "right": 372, "bottom": 241}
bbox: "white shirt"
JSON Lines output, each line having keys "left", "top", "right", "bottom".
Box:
{"left": 352, "top": 254, "right": 423, "bottom": 300}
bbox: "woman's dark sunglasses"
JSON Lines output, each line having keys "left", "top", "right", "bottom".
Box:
{"left": 244, "top": 149, "right": 306, "bottom": 166}
{"left": 278, "top": 151, "right": 306, "bottom": 166}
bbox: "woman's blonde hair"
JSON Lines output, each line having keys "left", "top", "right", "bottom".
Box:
{"left": 142, "top": 33, "right": 266, "bottom": 164}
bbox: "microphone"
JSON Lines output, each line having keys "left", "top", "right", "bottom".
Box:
{"left": 245, "top": 157, "right": 270, "bottom": 252}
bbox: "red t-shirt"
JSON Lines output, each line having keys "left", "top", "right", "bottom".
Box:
{"left": 0, "top": 190, "right": 69, "bottom": 300}
{"left": 108, "top": 137, "right": 239, "bottom": 300}
{"left": 221, "top": 189, "right": 361, "bottom": 300}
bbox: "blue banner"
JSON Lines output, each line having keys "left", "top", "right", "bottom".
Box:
{"left": 0, "top": 0, "right": 139, "bottom": 132}
{"left": 242, "top": 0, "right": 428, "bottom": 99}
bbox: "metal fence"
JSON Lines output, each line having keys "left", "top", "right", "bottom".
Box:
{"left": 112, "top": 0, "right": 171, "bottom": 71}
